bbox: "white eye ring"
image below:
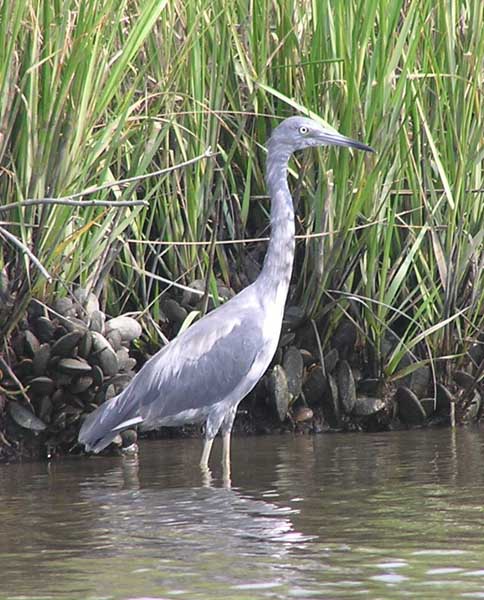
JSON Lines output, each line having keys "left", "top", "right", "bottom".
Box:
{"left": 299, "top": 126, "right": 309, "bottom": 135}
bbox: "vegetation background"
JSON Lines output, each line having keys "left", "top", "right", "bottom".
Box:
{"left": 0, "top": 0, "right": 482, "bottom": 384}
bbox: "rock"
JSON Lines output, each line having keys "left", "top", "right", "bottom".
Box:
{"left": 29, "top": 376, "right": 55, "bottom": 396}
{"left": 33, "top": 316, "right": 55, "bottom": 343}
{"left": 91, "top": 332, "right": 119, "bottom": 376}
{"left": 270, "top": 365, "right": 290, "bottom": 421}
{"left": 57, "top": 357, "right": 92, "bottom": 375}
{"left": 8, "top": 401, "right": 46, "bottom": 431}
{"left": 302, "top": 365, "right": 326, "bottom": 407}
{"left": 32, "top": 344, "right": 51, "bottom": 376}
{"left": 283, "top": 346, "right": 303, "bottom": 399}
{"left": 435, "top": 383, "right": 453, "bottom": 417}
{"left": 323, "top": 348, "right": 339, "bottom": 374}
{"left": 89, "top": 310, "right": 105, "bottom": 333}
{"left": 453, "top": 370, "right": 474, "bottom": 390}
{"left": 353, "top": 396, "right": 385, "bottom": 416}
{"left": 395, "top": 386, "right": 426, "bottom": 425}
{"left": 51, "top": 331, "right": 83, "bottom": 357}
{"left": 105, "top": 315, "right": 142, "bottom": 342}
{"left": 337, "top": 360, "right": 356, "bottom": 414}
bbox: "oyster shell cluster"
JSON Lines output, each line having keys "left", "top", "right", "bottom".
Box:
{"left": 1, "top": 289, "right": 141, "bottom": 454}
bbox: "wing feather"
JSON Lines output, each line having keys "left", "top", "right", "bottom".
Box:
{"left": 120, "top": 298, "right": 265, "bottom": 426}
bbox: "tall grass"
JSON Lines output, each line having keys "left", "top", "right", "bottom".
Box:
{"left": 0, "top": 0, "right": 482, "bottom": 382}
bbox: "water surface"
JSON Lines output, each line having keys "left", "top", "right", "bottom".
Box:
{"left": 1, "top": 428, "right": 484, "bottom": 599}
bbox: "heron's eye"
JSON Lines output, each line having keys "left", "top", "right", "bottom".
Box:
{"left": 299, "top": 126, "right": 309, "bottom": 135}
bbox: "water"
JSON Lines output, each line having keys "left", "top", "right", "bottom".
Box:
{"left": 1, "top": 428, "right": 484, "bottom": 599}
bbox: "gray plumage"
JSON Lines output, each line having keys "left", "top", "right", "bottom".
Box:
{"left": 78, "top": 116, "right": 373, "bottom": 468}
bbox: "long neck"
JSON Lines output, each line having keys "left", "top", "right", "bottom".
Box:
{"left": 256, "top": 142, "right": 295, "bottom": 306}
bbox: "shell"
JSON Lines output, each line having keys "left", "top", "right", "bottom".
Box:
{"left": 270, "top": 365, "right": 290, "bottom": 421}
{"left": 91, "top": 365, "right": 104, "bottom": 387}
{"left": 34, "top": 316, "right": 55, "bottom": 343}
{"left": 162, "top": 299, "right": 188, "bottom": 325}
{"left": 352, "top": 396, "right": 385, "bottom": 416}
{"left": 57, "top": 357, "right": 92, "bottom": 375}
{"left": 51, "top": 331, "right": 83, "bottom": 358}
{"left": 435, "top": 383, "right": 453, "bottom": 417}
{"left": 395, "top": 386, "right": 426, "bottom": 425}
{"left": 323, "top": 348, "right": 339, "bottom": 374}
{"left": 292, "top": 406, "right": 313, "bottom": 423}
{"left": 8, "top": 401, "right": 46, "bottom": 431}
{"left": 78, "top": 332, "right": 93, "bottom": 359}
{"left": 32, "top": 344, "right": 51, "bottom": 376}
{"left": 302, "top": 366, "right": 326, "bottom": 407}
{"left": 337, "top": 360, "right": 356, "bottom": 414}
{"left": 89, "top": 310, "right": 105, "bottom": 334}
{"left": 29, "top": 376, "right": 55, "bottom": 397}
{"left": 321, "top": 374, "right": 340, "bottom": 427}
{"left": 24, "top": 330, "right": 40, "bottom": 357}
{"left": 91, "top": 332, "right": 119, "bottom": 376}
{"left": 53, "top": 297, "right": 74, "bottom": 317}
{"left": 282, "top": 346, "right": 303, "bottom": 399}
{"left": 104, "top": 316, "right": 142, "bottom": 343}
{"left": 69, "top": 376, "right": 94, "bottom": 394}
{"left": 106, "top": 329, "right": 122, "bottom": 351}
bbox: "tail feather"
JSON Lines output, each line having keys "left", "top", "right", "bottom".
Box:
{"left": 78, "top": 391, "right": 140, "bottom": 453}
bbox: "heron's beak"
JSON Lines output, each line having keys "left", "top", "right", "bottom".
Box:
{"left": 317, "top": 129, "right": 374, "bottom": 153}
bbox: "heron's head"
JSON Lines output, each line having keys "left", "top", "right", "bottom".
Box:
{"left": 268, "top": 116, "right": 374, "bottom": 155}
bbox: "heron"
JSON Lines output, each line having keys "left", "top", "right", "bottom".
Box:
{"left": 78, "top": 116, "right": 373, "bottom": 471}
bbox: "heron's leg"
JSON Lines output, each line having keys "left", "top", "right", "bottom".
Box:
{"left": 222, "top": 431, "right": 231, "bottom": 468}
{"left": 200, "top": 438, "right": 214, "bottom": 470}
{"left": 220, "top": 406, "right": 237, "bottom": 469}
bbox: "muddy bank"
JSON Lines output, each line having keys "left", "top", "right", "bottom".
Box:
{"left": 0, "top": 287, "right": 482, "bottom": 463}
